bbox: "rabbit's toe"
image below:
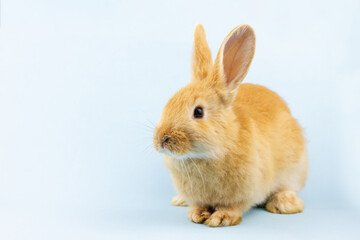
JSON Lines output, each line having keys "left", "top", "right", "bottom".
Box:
{"left": 204, "top": 210, "right": 242, "bottom": 227}
{"left": 265, "top": 190, "right": 304, "bottom": 214}
{"left": 188, "top": 206, "right": 211, "bottom": 223}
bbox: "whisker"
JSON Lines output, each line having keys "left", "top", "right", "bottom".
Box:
{"left": 143, "top": 144, "right": 154, "bottom": 153}
{"left": 146, "top": 119, "right": 156, "bottom": 128}
{"left": 127, "top": 119, "right": 155, "bottom": 133}
{"left": 144, "top": 123, "right": 155, "bottom": 130}
{"left": 144, "top": 125, "right": 154, "bottom": 131}
{"left": 143, "top": 129, "right": 155, "bottom": 135}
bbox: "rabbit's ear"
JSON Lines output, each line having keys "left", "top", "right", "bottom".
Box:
{"left": 191, "top": 24, "right": 213, "bottom": 82}
{"left": 213, "top": 25, "right": 255, "bottom": 97}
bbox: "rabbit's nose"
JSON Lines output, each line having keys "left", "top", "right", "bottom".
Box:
{"left": 161, "top": 135, "right": 171, "bottom": 148}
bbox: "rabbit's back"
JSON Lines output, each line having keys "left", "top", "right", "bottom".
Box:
{"left": 234, "top": 83, "right": 291, "bottom": 123}
{"left": 233, "top": 83, "right": 307, "bottom": 193}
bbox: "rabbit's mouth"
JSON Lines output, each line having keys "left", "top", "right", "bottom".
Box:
{"left": 155, "top": 136, "right": 216, "bottom": 160}
{"left": 159, "top": 148, "right": 190, "bottom": 160}
{"left": 159, "top": 147, "right": 214, "bottom": 160}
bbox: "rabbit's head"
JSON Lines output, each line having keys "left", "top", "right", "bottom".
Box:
{"left": 153, "top": 24, "right": 256, "bottom": 160}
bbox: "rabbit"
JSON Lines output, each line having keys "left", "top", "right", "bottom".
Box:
{"left": 153, "top": 24, "right": 308, "bottom": 227}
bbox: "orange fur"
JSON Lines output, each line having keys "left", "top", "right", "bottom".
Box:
{"left": 153, "top": 24, "right": 308, "bottom": 227}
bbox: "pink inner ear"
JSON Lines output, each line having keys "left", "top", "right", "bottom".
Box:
{"left": 223, "top": 28, "right": 254, "bottom": 85}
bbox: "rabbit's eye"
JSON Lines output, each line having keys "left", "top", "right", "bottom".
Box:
{"left": 193, "top": 106, "right": 204, "bottom": 119}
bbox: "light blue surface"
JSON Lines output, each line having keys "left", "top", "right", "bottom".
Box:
{"left": 0, "top": 0, "right": 360, "bottom": 239}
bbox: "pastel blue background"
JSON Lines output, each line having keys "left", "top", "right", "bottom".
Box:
{"left": 1, "top": 0, "right": 360, "bottom": 239}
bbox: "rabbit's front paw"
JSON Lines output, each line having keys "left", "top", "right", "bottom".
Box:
{"left": 204, "top": 209, "right": 242, "bottom": 227}
{"left": 171, "top": 195, "right": 188, "bottom": 206}
{"left": 188, "top": 206, "right": 212, "bottom": 223}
